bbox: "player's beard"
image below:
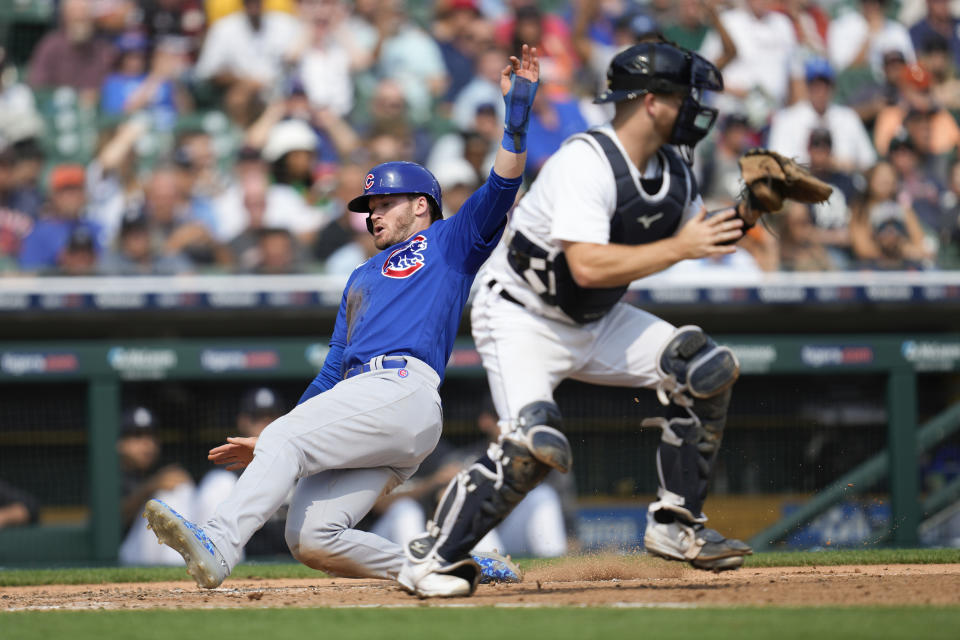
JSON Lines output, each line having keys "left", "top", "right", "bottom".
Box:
{"left": 373, "top": 201, "right": 417, "bottom": 250}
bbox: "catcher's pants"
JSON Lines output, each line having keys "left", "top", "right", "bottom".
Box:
{"left": 204, "top": 356, "right": 442, "bottom": 579}
{"left": 470, "top": 282, "right": 676, "bottom": 427}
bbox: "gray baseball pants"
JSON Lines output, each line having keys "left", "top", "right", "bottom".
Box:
{"left": 204, "top": 356, "right": 442, "bottom": 579}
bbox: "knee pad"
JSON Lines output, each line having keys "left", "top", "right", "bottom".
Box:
{"left": 406, "top": 402, "right": 571, "bottom": 564}
{"left": 655, "top": 325, "right": 739, "bottom": 407}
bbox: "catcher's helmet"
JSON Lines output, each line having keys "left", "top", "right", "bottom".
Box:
{"left": 595, "top": 41, "right": 723, "bottom": 152}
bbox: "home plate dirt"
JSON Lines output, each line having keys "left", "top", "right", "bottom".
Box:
{"left": 3, "top": 556, "right": 960, "bottom": 611}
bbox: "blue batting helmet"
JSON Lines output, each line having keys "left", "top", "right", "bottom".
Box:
{"left": 347, "top": 161, "right": 443, "bottom": 216}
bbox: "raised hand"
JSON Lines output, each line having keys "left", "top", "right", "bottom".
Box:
{"left": 501, "top": 44, "right": 539, "bottom": 97}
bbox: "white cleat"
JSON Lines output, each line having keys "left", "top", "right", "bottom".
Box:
{"left": 643, "top": 509, "right": 752, "bottom": 572}
{"left": 397, "top": 555, "right": 481, "bottom": 599}
{"left": 142, "top": 499, "right": 230, "bottom": 589}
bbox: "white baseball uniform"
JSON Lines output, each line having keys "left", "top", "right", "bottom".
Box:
{"left": 473, "top": 124, "right": 702, "bottom": 425}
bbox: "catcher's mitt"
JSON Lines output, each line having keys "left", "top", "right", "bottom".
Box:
{"left": 737, "top": 149, "right": 833, "bottom": 225}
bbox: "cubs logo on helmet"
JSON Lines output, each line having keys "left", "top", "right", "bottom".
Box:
{"left": 364, "top": 173, "right": 375, "bottom": 190}
{"left": 382, "top": 235, "right": 428, "bottom": 279}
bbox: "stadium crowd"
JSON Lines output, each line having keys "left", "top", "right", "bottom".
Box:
{"left": 1, "top": 0, "right": 960, "bottom": 277}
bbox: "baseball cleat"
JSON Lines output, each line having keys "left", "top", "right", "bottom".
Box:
{"left": 143, "top": 499, "right": 230, "bottom": 588}
{"left": 643, "top": 510, "right": 752, "bottom": 573}
{"left": 397, "top": 555, "right": 482, "bottom": 599}
{"left": 472, "top": 551, "right": 522, "bottom": 584}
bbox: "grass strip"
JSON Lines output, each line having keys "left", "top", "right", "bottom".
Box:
{"left": 3, "top": 606, "right": 960, "bottom": 640}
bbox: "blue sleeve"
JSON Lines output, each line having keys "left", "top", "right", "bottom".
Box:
{"left": 441, "top": 169, "right": 522, "bottom": 273}
{"left": 298, "top": 277, "right": 350, "bottom": 404}
{"left": 18, "top": 227, "right": 55, "bottom": 269}
{"left": 100, "top": 76, "right": 129, "bottom": 115}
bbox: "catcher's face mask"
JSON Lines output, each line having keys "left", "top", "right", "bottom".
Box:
{"left": 668, "top": 53, "right": 722, "bottom": 149}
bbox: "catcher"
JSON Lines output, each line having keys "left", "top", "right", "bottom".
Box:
{"left": 398, "top": 40, "right": 831, "bottom": 597}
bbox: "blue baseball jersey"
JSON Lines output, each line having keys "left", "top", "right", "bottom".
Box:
{"left": 300, "top": 169, "right": 521, "bottom": 402}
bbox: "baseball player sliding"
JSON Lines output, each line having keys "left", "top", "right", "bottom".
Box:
{"left": 141, "top": 45, "right": 541, "bottom": 595}
{"left": 398, "top": 40, "right": 799, "bottom": 598}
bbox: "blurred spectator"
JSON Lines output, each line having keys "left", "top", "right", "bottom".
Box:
{"left": 700, "top": 0, "right": 797, "bottom": 124}
{"left": 575, "top": 5, "right": 656, "bottom": 98}
{"left": 194, "top": 0, "right": 304, "bottom": 121}
{"left": 496, "top": 2, "right": 577, "bottom": 90}
{"left": 575, "top": 4, "right": 724, "bottom": 103}
{"left": 909, "top": 0, "right": 960, "bottom": 71}
{"left": 663, "top": 0, "right": 735, "bottom": 53}
{"left": 433, "top": 0, "right": 488, "bottom": 102}
{"left": 888, "top": 127, "right": 946, "bottom": 240}
{"left": 434, "top": 157, "right": 480, "bottom": 217}
{"left": 296, "top": 0, "right": 355, "bottom": 116}
{"left": 252, "top": 228, "right": 305, "bottom": 273}
{"left": 261, "top": 118, "right": 331, "bottom": 242}
{"left": 99, "top": 208, "right": 193, "bottom": 275}
{"left": 938, "top": 159, "right": 960, "bottom": 268}
{"left": 100, "top": 33, "right": 188, "bottom": 130}
{"left": 768, "top": 58, "right": 876, "bottom": 172}
{"left": 874, "top": 63, "right": 960, "bottom": 158}
{"left": 193, "top": 387, "right": 292, "bottom": 558}
{"left": 86, "top": 119, "right": 146, "bottom": 243}
{"left": 370, "top": 0, "right": 449, "bottom": 124}
{"left": 56, "top": 225, "right": 99, "bottom": 275}
{"left": 4, "top": 140, "right": 45, "bottom": 220}
{"left": 353, "top": 78, "right": 432, "bottom": 164}
{"left": 140, "top": 166, "right": 229, "bottom": 268}
{"left": 117, "top": 406, "right": 197, "bottom": 566}
{"left": 173, "top": 152, "right": 222, "bottom": 234}
{"left": 245, "top": 83, "right": 359, "bottom": 170}
{"left": 0, "top": 148, "right": 35, "bottom": 272}
{"left": 176, "top": 126, "right": 230, "bottom": 199}
{"left": 311, "top": 162, "right": 366, "bottom": 262}
{"left": 27, "top": 0, "right": 117, "bottom": 107}
{"left": 323, "top": 210, "right": 378, "bottom": 274}
{"left": 19, "top": 165, "right": 103, "bottom": 273}
{"left": 774, "top": 0, "right": 830, "bottom": 58}
{"left": 214, "top": 146, "right": 271, "bottom": 241}
{"left": 698, "top": 112, "right": 756, "bottom": 210}
{"left": 804, "top": 128, "right": 861, "bottom": 269}
{"left": 452, "top": 47, "right": 509, "bottom": 131}
{"left": 216, "top": 143, "right": 327, "bottom": 249}
{"left": 93, "top": 0, "right": 139, "bottom": 36}
{"left": 828, "top": 0, "right": 915, "bottom": 78}
{"left": 850, "top": 161, "right": 931, "bottom": 269}
{"left": 0, "top": 479, "right": 40, "bottom": 529}
{"left": 141, "top": 0, "right": 206, "bottom": 54}
{"left": 846, "top": 48, "right": 908, "bottom": 128}
{"left": 427, "top": 103, "right": 499, "bottom": 179}
{"left": 915, "top": 34, "right": 960, "bottom": 112}
{"left": 778, "top": 201, "right": 836, "bottom": 271}
{"left": 0, "top": 46, "right": 44, "bottom": 149}
{"left": 207, "top": 0, "right": 297, "bottom": 23}
{"left": 525, "top": 82, "right": 590, "bottom": 179}
{"left": 228, "top": 171, "right": 307, "bottom": 272}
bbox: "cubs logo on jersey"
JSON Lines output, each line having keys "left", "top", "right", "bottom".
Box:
{"left": 382, "top": 234, "right": 428, "bottom": 278}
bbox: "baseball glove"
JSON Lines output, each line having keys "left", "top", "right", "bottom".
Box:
{"left": 738, "top": 149, "right": 833, "bottom": 225}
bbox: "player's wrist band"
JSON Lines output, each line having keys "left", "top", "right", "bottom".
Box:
{"left": 502, "top": 129, "right": 526, "bottom": 153}
{"left": 501, "top": 75, "right": 538, "bottom": 154}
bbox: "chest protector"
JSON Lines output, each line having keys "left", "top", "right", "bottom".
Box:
{"left": 508, "top": 130, "right": 693, "bottom": 323}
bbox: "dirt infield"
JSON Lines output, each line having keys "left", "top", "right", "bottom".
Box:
{"left": 4, "top": 557, "right": 960, "bottom": 611}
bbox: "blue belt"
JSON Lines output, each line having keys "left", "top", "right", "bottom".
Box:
{"left": 343, "top": 356, "right": 408, "bottom": 380}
